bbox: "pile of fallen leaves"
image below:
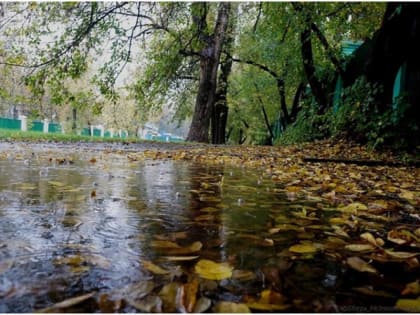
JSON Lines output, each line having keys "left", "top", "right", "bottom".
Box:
{"left": 124, "top": 139, "right": 420, "bottom": 312}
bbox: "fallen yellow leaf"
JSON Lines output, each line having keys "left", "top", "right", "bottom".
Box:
{"left": 346, "top": 256, "right": 378, "bottom": 274}
{"left": 402, "top": 280, "right": 420, "bottom": 295}
{"left": 213, "top": 301, "right": 251, "bottom": 313}
{"left": 289, "top": 243, "right": 318, "bottom": 254}
{"left": 344, "top": 244, "right": 376, "bottom": 252}
{"left": 142, "top": 260, "right": 170, "bottom": 275}
{"left": 395, "top": 298, "right": 420, "bottom": 312}
{"left": 163, "top": 256, "right": 200, "bottom": 261}
{"left": 384, "top": 250, "right": 418, "bottom": 259}
{"left": 338, "top": 202, "right": 368, "bottom": 213}
{"left": 360, "top": 232, "right": 381, "bottom": 247}
{"left": 195, "top": 259, "right": 233, "bottom": 280}
{"left": 246, "top": 289, "right": 290, "bottom": 311}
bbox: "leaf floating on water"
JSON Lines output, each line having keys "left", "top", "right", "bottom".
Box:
{"left": 346, "top": 256, "right": 378, "bottom": 274}
{"left": 142, "top": 260, "right": 170, "bottom": 275}
{"left": 195, "top": 259, "right": 233, "bottom": 280}
{"left": 37, "top": 292, "right": 95, "bottom": 312}
{"left": 289, "top": 243, "right": 318, "bottom": 254}
{"left": 402, "top": 280, "right": 420, "bottom": 295}
{"left": 384, "top": 250, "right": 418, "bottom": 259}
{"left": 158, "top": 282, "right": 181, "bottom": 313}
{"left": 193, "top": 297, "right": 212, "bottom": 313}
{"left": 164, "top": 256, "right": 200, "bottom": 261}
{"left": 344, "top": 244, "right": 376, "bottom": 252}
{"left": 395, "top": 298, "right": 420, "bottom": 312}
{"left": 246, "top": 289, "right": 290, "bottom": 311}
{"left": 213, "top": 301, "right": 251, "bottom": 313}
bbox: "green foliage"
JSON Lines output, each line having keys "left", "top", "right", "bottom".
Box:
{"left": 275, "top": 97, "right": 329, "bottom": 145}
{"left": 327, "top": 76, "right": 418, "bottom": 149}
{"left": 280, "top": 76, "right": 419, "bottom": 150}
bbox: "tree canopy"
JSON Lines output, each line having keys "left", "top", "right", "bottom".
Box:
{"left": 1, "top": 2, "right": 417, "bottom": 149}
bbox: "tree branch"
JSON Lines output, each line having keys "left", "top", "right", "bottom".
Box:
{"left": 252, "top": 2, "right": 262, "bottom": 33}
{"left": 310, "top": 22, "right": 345, "bottom": 77}
{"left": 254, "top": 82, "right": 274, "bottom": 141}
{"left": 0, "top": 2, "right": 129, "bottom": 69}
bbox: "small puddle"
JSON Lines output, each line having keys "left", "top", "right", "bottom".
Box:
{"left": 0, "top": 152, "right": 417, "bottom": 312}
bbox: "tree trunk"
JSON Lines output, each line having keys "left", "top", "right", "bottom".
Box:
{"left": 300, "top": 27, "right": 328, "bottom": 114}
{"left": 72, "top": 108, "right": 77, "bottom": 132}
{"left": 290, "top": 82, "right": 305, "bottom": 121}
{"left": 293, "top": 3, "right": 328, "bottom": 113}
{"left": 211, "top": 103, "right": 228, "bottom": 144}
{"left": 186, "top": 3, "right": 230, "bottom": 143}
{"left": 277, "top": 78, "right": 290, "bottom": 124}
{"left": 211, "top": 4, "right": 235, "bottom": 144}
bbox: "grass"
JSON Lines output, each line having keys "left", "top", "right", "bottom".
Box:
{"left": 0, "top": 128, "right": 144, "bottom": 144}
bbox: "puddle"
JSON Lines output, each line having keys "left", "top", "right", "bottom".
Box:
{"left": 0, "top": 152, "right": 418, "bottom": 312}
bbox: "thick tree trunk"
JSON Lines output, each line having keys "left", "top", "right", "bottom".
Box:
{"left": 186, "top": 3, "right": 230, "bottom": 143}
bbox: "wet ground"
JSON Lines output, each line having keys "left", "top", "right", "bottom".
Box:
{"left": 0, "top": 141, "right": 419, "bottom": 312}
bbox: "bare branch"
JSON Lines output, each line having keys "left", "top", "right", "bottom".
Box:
{"left": 252, "top": 2, "right": 262, "bottom": 33}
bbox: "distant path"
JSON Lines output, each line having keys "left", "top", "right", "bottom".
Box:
{"left": 0, "top": 140, "right": 208, "bottom": 154}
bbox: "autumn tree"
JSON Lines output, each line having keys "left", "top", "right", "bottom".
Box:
{"left": 1, "top": 2, "right": 234, "bottom": 143}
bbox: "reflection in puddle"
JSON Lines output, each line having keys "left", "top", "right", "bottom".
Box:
{"left": 0, "top": 157, "right": 414, "bottom": 312}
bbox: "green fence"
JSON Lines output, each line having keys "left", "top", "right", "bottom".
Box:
{"left": 0, "top": 117, "right": 21, "bottom": 130}
{"left": 92, "top": 128, "right": 101, "bottom": 137}
{"left": 30, "top": 121, "right": 44, "bottom": 132}
{"left": 48, "top": 122, "right": 62, "bottom": 133}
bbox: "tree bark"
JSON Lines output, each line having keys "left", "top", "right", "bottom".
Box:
{"left": 186, "top": 3, "right": 230, "bottom": 143}
{"left": 212, "top": 4, "right": 235, "bottom": 144}
{"left": 300, "top": 27, "right": 328, "bottom": 114}
{"left": 72, "top": 108, "right": 77, "bottom": 132}
{"left": 290, "top": 82, "right": 305, "bottom": 121}
{"left": 293, "top": 3, "right": 328, "bottom": 114}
